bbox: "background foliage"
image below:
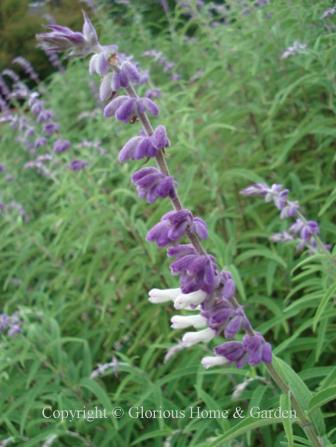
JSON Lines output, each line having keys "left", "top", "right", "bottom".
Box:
{"left": 0, "top": 1, "right": 335, "bottom": 446}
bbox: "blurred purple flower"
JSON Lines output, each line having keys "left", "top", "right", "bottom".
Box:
{"left": 69, "top": 160, "right": 87, "bottom": 171}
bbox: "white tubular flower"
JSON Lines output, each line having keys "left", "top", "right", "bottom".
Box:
{"left": 148, "top": 288, "right": 181, "bottom": 304}
{"left": 201, "top": 356, "right": 228, "bottom": 369}
{"left": 182, "top": 328, "right": 216, "bottom": 347}
{"left": 171, "top": 314, "right": 207, "bottom": 330}
{"left": 173, "top": 290, "right": 207, "bottom": 310}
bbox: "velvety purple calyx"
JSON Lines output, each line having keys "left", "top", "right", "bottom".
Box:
{"left": 89, "top": 52, "right": 109, "bottom": 76}
{"left": 224, "top": 308, "right": 249, "bottom": 339}
{"left": 147, "top": 210, "right": 208, "bottom": 248}
{"left": 104, "top": 95, "right": 159, "bottom": 123}
{"left": 200, "top": 294, "right": 248, "bottom": 338}
{"left": 31, "top": 100, "right": 44, "bottom": 115}
{"left": 131, "top": 167, "right": 176, "bottom": 203}
{"left": 215, "top": 341, "right": 248, "bottom": 368}
{"left": 201, "top": 297, "right": 235, "bottom": 330}
{"left": 119, "top": 125, "right": 169, "bottom": 162}
{"left": 168, "top": 244, "right": 219, "bottom": 294}
{"left": 300, "top": 221, "right": 319, "bottom": 241}
{"left": 114, "top": 61, "right": 141, "bottom": 87}
{"left": 53, "top": 139, "right": 71, "bottom": 153}
{"left": 36, "top": 12, "right": 99, "bottom": 55}
{"left": 43, "top": 122, "right": 59, "bottom": 136}
{"left": 69, "top": 160, "right": 87, "bottom": 171}
{"left": 37, "top": 110, "right": 54, "bottom": 123}
{"left": 280, "top": 201, "right": 299, "bottom": 219}
{"left": 34, "top": 137, "right": 47, "bottom": 149}
{"left": 289, "top": 219, "right": 319, "bottom": 242}
{"left": 243, "top": 333, "right": 272, "bottom": 365}
{"left": 215, "top": 333, "right": 272, "bottom": 368}
{"left": 220, "top": 271, "right": 236, "bottom": 300}
{"left": 240, "top": 183, "right": 269, "bottom": 197}
{"left": 241, "top": 183, "right": 289, "bottom": 210}
{"left": 145, "top": 88, "right": 161, "bottom": 99}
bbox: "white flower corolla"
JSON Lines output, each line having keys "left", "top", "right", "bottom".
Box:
{"left": 171, "top": 314, "right": 207, "bottom": 330}
{"left": 181, "top": 328, "right": 216, "bottom": 347}
{"left": 148, "top": 288, "right": 181, "bottom": 304}
{"left": 201, "top": 355, "right": 229, "bottom": 369}
{"left": 173, "top": 290, "right": 207, "bottom": 310}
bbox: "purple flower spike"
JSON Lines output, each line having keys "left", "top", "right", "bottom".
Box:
{"left": 69, "top": 160, "right": 87, "bottom": 171}
{"left": 53, "top": 139, "right": 71, "bottom": 153}
{"left": 119, "top": 125, "right": 169, "bottom": 162}
{"left": 132, "top": 167, "right": 176, "bottom": 203}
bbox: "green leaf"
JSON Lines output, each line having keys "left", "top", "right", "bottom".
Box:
{"left": 280, "top": 393, "right": 294, "bottom": 447}
{"left": 200, "top": 417, "right": 285, "bottom": 446}
{"left": 79, "top": 378, "right": 113, "bottom": 412}
{"left": 309, "top": 386, "right": 336, "bottom": 413}
{"left": 271, "top": 356, "right": 325, "bottom": 436}
{"left": 313, "top": 283, "right": 336, "bottom": 331}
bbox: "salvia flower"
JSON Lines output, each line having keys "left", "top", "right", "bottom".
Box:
{"left": 132, "top": 167, "right": 176, "bottom": 203}
{"left": 2, "top": 69, "right": 20, "bottom": 83}
{"left": 69, "top": 160, "right": 87, "bottom": 171}
{"left": 37, "top": 13, "right": 273, "bottom": 379}
{"left": 104, "top": 95, "right": 159, "bottom": 122}
{"left": 241, "top": 182, "right": 327, "bottom": 253}
{"left": 90, "top": 357, "right": 119, "bottom": 378}
{"left": 119, "top": 125, "right": 169, "bottom": 162}
{"left": 145, "top": 88, "right": 161, "bottom": 99}
{"left": 0, "top": 312, "right": 22, "bottom": 337}
{"left": 12, "top": 57, "right": 40, "bottom": 83}
{"left": 168, "top": 244, "right": 218, "bottom": 294}
{"left": 37, "top": 12, "right": 99, "bottom": 56}
{"left": 215, "top": 333, "right": 272, "bottom": 368}
{"left": 147, "top": 210, "right": 208, "bottom": 247}
{"left": 103, "top": 61, "right": 141, "bottom": 93}
{"left": 321, "top": 7, "right": 336, "bottom": 19}
{"left": 53, "top": 139, "right": 71, "bottom": 153}
{"left": 34, "top": 136, "right": 48, "bottom": 149}
{"left": 281, "top": 41, "right": 307, "bottom": 59}
{"left": 43, "top": 122, "right": 59, "bottom": 136}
